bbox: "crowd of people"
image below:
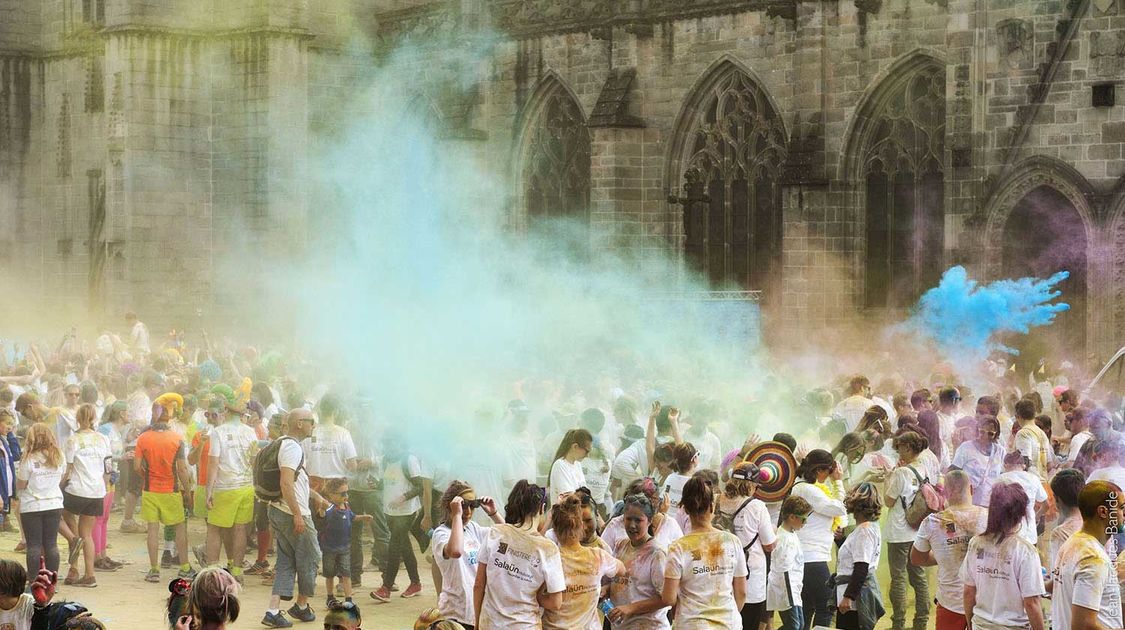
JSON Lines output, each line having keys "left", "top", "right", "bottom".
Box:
{"left": 0, "top": 313, "right": 1122, "bottom": 630}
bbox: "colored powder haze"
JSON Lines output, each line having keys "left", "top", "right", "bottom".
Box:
{"left": 894, "top": 265, "right": 1070, "bottom": 367}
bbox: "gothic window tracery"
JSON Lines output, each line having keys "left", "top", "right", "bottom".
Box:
{"left": 678, "top": 68, "right": 787, "bottom": 290}
{"left": 860, "top": 64, "right": 946, "bottom": 308}
{"left": 522, "top": 85, "right": 591, "bottom": 226}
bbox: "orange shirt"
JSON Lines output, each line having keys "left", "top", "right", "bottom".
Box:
{"left": 191, "top": 431, "right": 211, "bottom": 486}
{"left": 135, "top": 424, "right": 185, "bottom": 493}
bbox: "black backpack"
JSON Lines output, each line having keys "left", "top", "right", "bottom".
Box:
{"left": 253, "top": 436, "right": 303, "bottom": 503}
{"left": 31, "top": 601, "right": 89, "bottom": 630}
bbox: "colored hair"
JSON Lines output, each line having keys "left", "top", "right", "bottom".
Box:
{"left": 909, "top": 388, "right": 932, "bottom": 410}
{"left": 185, "top": 567, "right": 241, "bottom": 627}
{"left": 845, "top": 481, "right": 882, "bottom": 521}
{"left": 1078, "top": 480, "right": 1121, "bottom": 520}
{"left": 984, "top": 482, "right": 1029, "bottom": 543}
{"left": 624, "top": 477, "right": 659, "bottom": 504}
{"left": 915, "top": 410, "right": 943, "bottom": 461}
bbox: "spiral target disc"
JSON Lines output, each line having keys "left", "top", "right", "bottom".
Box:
{"left": 744, "top": 440, "right": 798, "bottom": 503}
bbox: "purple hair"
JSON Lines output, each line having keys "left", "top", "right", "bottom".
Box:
{"left": 916, "top": 410, "right": 943, "bottom": 462}
{"left": 984, "top": 482, "right": 1029, "bottom": 543}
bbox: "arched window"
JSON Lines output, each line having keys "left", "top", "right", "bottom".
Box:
{"left": 672, "top": 65, "right": 787, "bottom": 290}
{"left": 858, "top": 63, "right": 945, "bottom": 308}
{"left": 521, "top": 81, "right": 591, "bottom": 226}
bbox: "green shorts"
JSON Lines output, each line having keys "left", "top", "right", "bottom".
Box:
{"left": 207, "top": 486, "right": 255, "bottom": 528}
{"left": 140, "top": 491, "right": 186, "bottom": 526}
{"left": 194, "top": 485, "right": 208, "bottom": 520}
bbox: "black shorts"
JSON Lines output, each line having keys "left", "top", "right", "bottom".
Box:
{"left": 63, "top": 491, "right": 104, "bottom": 517}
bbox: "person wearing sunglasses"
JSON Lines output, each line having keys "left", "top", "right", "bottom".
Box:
{"left": 318, "top": 479, "right": 373, "bottom": 610}
{"left": 473, "top": 480, "right": 564, "bottom": 629}
{"left": 949, "top": 415, "right": 1005, "bottom": 508}
{"left": 431, "top": 481, "right": 501, "bottom": 629}
{"left": 789, "top": 449, "right": 846, "bottom": 629}
{"left": 767, "top": 495, "right": 811, "bottom": 630}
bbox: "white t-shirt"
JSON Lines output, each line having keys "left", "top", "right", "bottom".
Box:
{"left": 912, "top": 506, "right": 988, "bottom": 613}
{"left": 609, "top": 538, "right": 670, "bottom": 630}
{"left": 477, "top": 523, "right": 566, "bottom": 630}
{"left": 1088, "top": 465, "right": 1125, "bottom": 493}
{"left": 766, "top": 528, "right": 803, "bottom": 612}
{"left": 1052, "top": 531, "right": 1124, "bottom": 630}
{"left": 208, "top": 420, "right": 257, "bottom": 490}
{"left": 543, "top": 544, "right": 620, "bottom": 630}
{"left": 502, "top": 433, "right": 538, "bottom": 484}
{"left": 271, "top": 437, "right": 310, "bottom": 517}
{"left": 665, "top": 530, "right": 748, "bottom": 628}
{"left": 1067, "top": 430, "right": 1093, "bottom": 462}
{"left": 663, "top": 473, "right": 691, "bottom": 507}
{"left": 382, "top": 455, "right": 423, "bottom": 517}
{"left": 833, "top": 395, "right": 874, "bottom": 432}
{"left": 719, "top": 496, "right": 776, "bottom": 604}
{"left": 0, "top": 593, "right": 34, "bottom": 630}
{"left": 958, "top": 534, "right": 1045, "bottom": 628}
{"left": 54, "top": 408, "right": 79, "bottom": 455}
{"left": 548, "top": 458, "right": 586, "bottom": 504}
{"left": 17, "top": 453, "right": 66, "bottom": 513}
{"left": 64, "top": 430, "right": 111, "bottom": 499}
{"left": 790, "top": 480, "right": 846, "bottom": 562}
{"left": 300, "top": 424, "right": 357, "bottom": 479}
{"left": 687, "top": 430, "right": 723, "bottom": 472}
{"left": 997, "top": 470, "right": 1047, "bottom": 545}
{"left": 1013, "top": 424, "right": 1052, "bottom": 482}
{"left": 602, "top": 513, "right": 684, "bottom": 553}
{"left": 885, "top": 465, "right": 923, "bottom": 543}
{"left": 1048, "top": 514, "right": 1083, "bottom": 584}
{"left": 835, "top": 521, "right": 881, "bottom": 605}
{"left": 432, "top": 521, "right": 488, "bottom": 626}
{"left": 951, "top": 441, "right": 1006, "bottom": 507}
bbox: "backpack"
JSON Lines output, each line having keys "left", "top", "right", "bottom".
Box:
{"left": 30, "top": 601, "right": 89, "bottom": 630}
{"left": 713, "top": 498, "right": 759, "bottom": 556}
{"left": 901, "top": 465, "right": 945, "bottom": 529}
{"left": 253, "top": 436, "right": 303, "bottom": 503}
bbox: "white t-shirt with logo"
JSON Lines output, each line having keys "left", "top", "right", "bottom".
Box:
{"left": 271, "top": 438, "right": 310, "bottom": 517}
{"left": 64, "top": 430, "right": 112, "bottom": 499}
{"left": 958, "top": 534, "right": 1045, "bottom": 628}
{"left": 912, "top": 506, "right": 988, "bottom": 613}
{"left": 382, "top": 455, "right": 422, "bottom": 517}
{"left": 1052, "top": 531, "right": 1124, "bottom": 630}
{"left": 548, "top": 458, "right": 586, "bottom": 504}
{"left": 300, "top": 424, "right": 357, "bottom": 479}
{"left": 208, "top": 420, "right": 257, "bottom": 490}
{"left": 0, "top": 593, "right": 34, "bottom": 630}
{"left": 766, "top": 528, "right": 803, "bottom": 612}
{"left": 17, "top": 453, "right": 66, "bottom": 513}
{"left": 665, "top": 530, "right": 749, "bottom": 628}
{"left": 996, "top": 470, "right": 1047, "bottom": 545}
{"left": 432, "top": 521, "right": 488, "bottom": 626}
{"left": 477, "top": 523, "right": 566, "bottom": 630}
{"left": 719, "top": 496, "right": 776, "bottom": 604}
{"left": 836, "top": 521, "right": 881, "bottom": 605}
{"left": 609, "top": 538, "right": 670, "bottom": 630}
{"left": 543, "top": 544, "right": 620, "bottom": 630}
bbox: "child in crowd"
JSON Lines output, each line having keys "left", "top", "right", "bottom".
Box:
{"left": 320, "top": 479, "right": 373, "bottom": 608}
{"left": 767, "top": 495, "right": 810, "bottom": 630}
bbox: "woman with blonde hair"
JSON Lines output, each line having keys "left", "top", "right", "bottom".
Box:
{"left": 16, "top": 423, "right": 66, "bottom": 578}
{"left": 549, "top": 429, "right": 593, "bottom": 503}
{"left": 719, "top": 461, "right": 777, "bottom": 630}
{"left": 543, "top": 495, "right": 623, "bottom": 629}
{"left": 61, "top": 403, "right": 111, "bottom": 587}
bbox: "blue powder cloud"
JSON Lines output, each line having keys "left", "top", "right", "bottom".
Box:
{"left": 895, "top": 265, "right": 1070, "bottom": 366}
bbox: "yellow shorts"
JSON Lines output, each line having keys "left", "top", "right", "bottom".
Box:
{"left": 193, "top": 486, "right": 208, "bottom": 520}
{"left": 140, "top": 491, "right": 186, "bottom": 526}
{"left": 207, "top": 486, "right": 255, "bottom": 528}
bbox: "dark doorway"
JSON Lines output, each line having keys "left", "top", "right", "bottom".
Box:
{"left": 1002, "top": 185, "right": 1087, "bottom": 368}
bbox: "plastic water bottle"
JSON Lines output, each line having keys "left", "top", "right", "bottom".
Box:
{"left": 599, "top": 598, "right": 614, "bottom": 617}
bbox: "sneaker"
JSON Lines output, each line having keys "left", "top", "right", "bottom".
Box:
{"left": 400, "top": 583, "right": 422, "bottom": 598}
{"left": 71, "top": 576, "right": 97, "bottom": 588}
{"left": 246, "top": 561, "right": 269, "bottom": 575}
{"left": 63, "top": 574, "right": 79, "bottom": 586}
{"left": 120, "top": 520, "right": 146, "bottom": 534}
{"left": 144, "top": 569, "right": 161, "bottom": 583}
{"left": 68, "top": 538, "right": 82, "bottom": 566}
{"left": 325, "top": 596, "right": 338, "bottom": 610}
{"left": 261, "top": 611, "right": 293, "bottom": 628}
{"left": 369, "top": 587, "right": 390, "bottom": 603}
{"left": 161, "top": 550, "right": 175, "bottom": 569}
{"left": 94, "top": 558, "right": 118, "bottom": 572}
{"left": 287, "top": 604, "right": 315, "bottom": 623}
{"left": 260, "top": 568, "right": 275, "bottom": 586}
{"left": 178, "top": 567, "right": 198, "bottom": 580}
{"left": 192, "top": 544, "right": 206, "bottom": 567}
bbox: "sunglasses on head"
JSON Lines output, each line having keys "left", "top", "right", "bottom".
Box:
{"left": 327, "top": 599, "right": 357, "bottom": 612}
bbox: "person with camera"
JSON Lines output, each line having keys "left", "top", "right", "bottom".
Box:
{"left": 432, "top": 481, "right": 502, "bottom": 629}
{"left": 473, "top": 480, "right": 564, "bottom": 629}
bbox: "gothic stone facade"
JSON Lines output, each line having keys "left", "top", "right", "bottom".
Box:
{"left": 2, "top": 0, "right": 1124, "bottom": 368}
